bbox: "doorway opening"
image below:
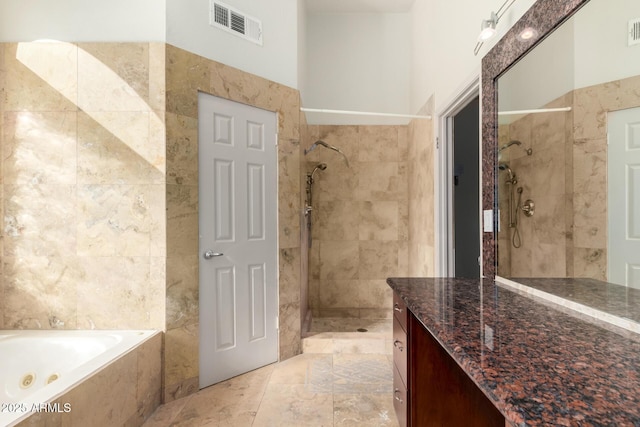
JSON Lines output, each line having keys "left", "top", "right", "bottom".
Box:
{"left": 437, "top": 78, "right": 481, "bottom": 278}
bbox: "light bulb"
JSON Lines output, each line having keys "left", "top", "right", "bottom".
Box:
{"left": 478, "top": 25, "right": 497, "bottom": 41}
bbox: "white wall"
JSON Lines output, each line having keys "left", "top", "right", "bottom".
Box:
{"left": 304, "top": 12, "right": 411, "bottom": 125}
{"left": 0, "top": 0, "right": 166, "bottom": 42}
{"left": 574, "top": 0, "right": 640, "bottom": 89}
{"left": 497, "top": 0, "right": 640, "bottom": 115}
{"left": 410, "top": 0, "right": 536, "bottom": 114}
{"left": 298, "top": 0, "right": 308, "bottom": 99}
{"left": 0, "top": 0, "right": 299, "bottom": 88}
{"left": 166, "top": 0, "right": 299, "bottom": 88}
{"left": 498, "top": 20, "right": 575, "bottom": 114}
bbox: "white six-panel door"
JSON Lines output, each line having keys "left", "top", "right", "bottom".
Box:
{"left": 608, "top": 107, "right": 640, "bottom": 288}
{"left": 198, "top": 93, "right": 278, "bottom": 388}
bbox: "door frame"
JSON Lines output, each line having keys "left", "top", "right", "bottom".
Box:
{"left": 436, "top": 74, "right": 481, "bottom": 277}
{"left": 197, "top": 92, "right": 280, "bottom": 388}
{"left": 607, "top": 106, "right": 640, "bottom": 287}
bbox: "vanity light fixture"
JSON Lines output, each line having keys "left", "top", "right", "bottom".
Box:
{"left": 474, "top": 0, "right": 518, "bottom": 56}
{"left": 478, "top": 12, "right": 498, "bottom": 42}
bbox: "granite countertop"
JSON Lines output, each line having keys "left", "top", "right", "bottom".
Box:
{"left": 387, "top": 277, "right": 640, "bottom": 427}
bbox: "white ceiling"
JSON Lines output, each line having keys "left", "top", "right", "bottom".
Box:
{"left": 305, "top": 0, "right": 416, "bottom": 13}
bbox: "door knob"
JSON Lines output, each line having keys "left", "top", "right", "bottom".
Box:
{"left": 203, "top": 250, "right": 224, "bottom": 259}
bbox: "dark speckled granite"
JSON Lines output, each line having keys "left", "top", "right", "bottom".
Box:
{"left": 388, "top": 277, "right": 640, "bottom": 427}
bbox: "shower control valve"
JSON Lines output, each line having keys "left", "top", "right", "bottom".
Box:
{"left": 521, "top": 199, "right": 535, "bottom": 217}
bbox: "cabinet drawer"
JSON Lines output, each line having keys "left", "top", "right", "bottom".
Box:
{"left": 393, "top": 292, "right": 408, "bottom": 331}
{"left": 393, "top": 365, "right": 408, "bottom": 427}
{"left": 393, "top": 316, "right": 408, "bottom": 387}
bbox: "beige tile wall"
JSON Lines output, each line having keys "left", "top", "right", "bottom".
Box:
{"left": 0, "top": 42, "right": 5, "bottom": 330}
{"left": 0, "top": 42, "right": 166, "bottom": 331}
{"left": 572, "top": 74, "right": 640, "bottom": 278}
{"left": 153, "top": 44, "right": 304, "bottom": 401}
{"left": 499, "top": 94, "right": 573, "bottom": 278}
{"left": 300, "top": 113, "right": 311, "bottom": 330}
{"left": 303, "top": 125, "right": 410, "bottom": 318}
{"left": 497, "top": 74, "right": 640, "bottom": 279}
{"left": 0, "top": 42, "right": 304, "bottom": 405}
{"left": 408, "top": 98, "right": 435, "bottom": 277}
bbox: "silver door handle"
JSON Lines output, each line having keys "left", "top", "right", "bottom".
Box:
{"left": 203, "top": 251, "right": 224, "bottom": 259}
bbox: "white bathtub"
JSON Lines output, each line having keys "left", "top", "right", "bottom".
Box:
{"left": 0, "top": 330, "right": 160, "bottom": 427}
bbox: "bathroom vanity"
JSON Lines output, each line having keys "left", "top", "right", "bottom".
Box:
{"left": 388, "top": 277, "right": 640, "bottom": 426}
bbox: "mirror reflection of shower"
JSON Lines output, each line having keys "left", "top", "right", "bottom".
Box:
{"left": 498, "top": 139, "right": 533, "bottom": 160}
{"left": 499, "top": 158, "right": 523, "bottom": 249}
{"left": 498, "top": 141, "right": 531, "bottom": 248}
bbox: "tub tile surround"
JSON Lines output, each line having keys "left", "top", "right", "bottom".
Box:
{"left": 388, "top": 277, "right": 640, "bottom": 425}
{"left": 498, "top": 74, "right": 640, "bottom": 280}
{"left": 15, "top": 332, "right": 162, "bottom": 427}
{"left": 1, "top": 41, "right": 303, "bottom": 408}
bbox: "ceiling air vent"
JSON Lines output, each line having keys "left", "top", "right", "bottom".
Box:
{"left": 630, "top": 18, "right": 640, "bottom": 47}
{"left": 210, "top": 1, "right": 263, "bottom": 46}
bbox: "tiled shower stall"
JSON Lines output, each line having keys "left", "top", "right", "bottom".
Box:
{"left": 497, "top": 74, "right": 640, "bottom": 279}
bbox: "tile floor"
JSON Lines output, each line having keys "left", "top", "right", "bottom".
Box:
{"left": 143, "top": 318, "right": 398, "bottom": 427}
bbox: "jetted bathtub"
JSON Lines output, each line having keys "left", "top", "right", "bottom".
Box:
{"left": 0, "top": 330, "right": 161, "bottom": 427}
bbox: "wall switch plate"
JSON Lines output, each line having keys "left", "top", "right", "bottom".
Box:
{"left": 483, "top": 210, "right": 493, "bottom": 233}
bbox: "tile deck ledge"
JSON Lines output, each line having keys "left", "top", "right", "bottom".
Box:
{"left": 495, "top": 276, "right": 640, "bottom": 335}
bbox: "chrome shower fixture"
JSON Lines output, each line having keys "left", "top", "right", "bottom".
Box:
{"left": 499, "top": 140, "right": 533, "bottom": 156}
{"left": 304, "top": 140, "right": 350, "bottom": 168}
{"left": 310, "top": 163, "right": 327, "bottom": 180}
{"left": 305, "top": 163, "right": 327, "bottom": 216}
{"left": 499, "top": 140, "right": 521, "bottom": 151}
{"left": 498, "top": 162, "right": 516, "bottom": 185}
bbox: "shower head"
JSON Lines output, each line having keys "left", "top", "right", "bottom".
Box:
{"left": 304, "top": 140, "right": 350, "bottom": 168}
{"left": 310, "top": 163, "right": 327, "bottom": 181}
{"left": 499, "top": 140, "right": 522, "bottom": 152}
{"left": 498, "top": 162, "right": 516, "bottom": 184}
{"left": 305, "top": 140, "right": 331, "bottom": 154}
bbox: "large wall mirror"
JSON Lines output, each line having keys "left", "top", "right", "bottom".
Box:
{"left": 482, "top": 0, "right": 640, "bottom": 287}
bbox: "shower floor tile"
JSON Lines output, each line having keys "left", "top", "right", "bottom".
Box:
{"left": 302, "top": 317, "right": 393, "bottom": 355}
{"left": 143, "top": 352, "right": 399, "bottom": 427}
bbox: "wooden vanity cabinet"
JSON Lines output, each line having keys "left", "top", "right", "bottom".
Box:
{"left": 392, "top": 292, "right": 409, "bottom": 427}
{"left": 392, "top": 292, "right": 505, "bottom": 427}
